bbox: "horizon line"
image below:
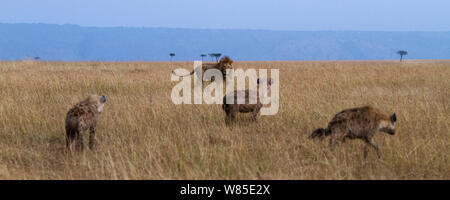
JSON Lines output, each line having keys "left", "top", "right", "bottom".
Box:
{"left": 3, "top": 59, "right": 450, "bottom": 63}
{"left": 1, "top": 22, "right": 450, "bottom": 33}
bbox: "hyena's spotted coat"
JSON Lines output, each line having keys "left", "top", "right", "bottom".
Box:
{"left": 222, "top": 78, "right": 273, "bottom": 125}
{"left": 65, "top": 94, "right": 106, "bottom": 152}
{"left": 311, "top": 106, "right": 397, "bottom": 159}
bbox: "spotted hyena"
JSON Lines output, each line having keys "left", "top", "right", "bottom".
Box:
{"left": 65, "top": 94, "right": 106, "bottom": 152}
{"left": 222, "top": 78, "right": 273, "bottom": 125}
{"left": 310, "top": 106, "right": 397, "bottom": 159}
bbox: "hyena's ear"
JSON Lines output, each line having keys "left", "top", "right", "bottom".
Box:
{"left": 391, "top": 113, "right": 397, "bottom": 123}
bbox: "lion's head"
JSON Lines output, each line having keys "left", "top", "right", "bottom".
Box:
{"left": 219, "top": 56, "right": 234, "bottom": 77}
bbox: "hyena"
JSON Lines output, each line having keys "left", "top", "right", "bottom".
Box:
{"left": 222, "top": 78, "right": 273, "bottom": 125}
{"left": 310, "top": 106, "right": 397, "bottom": 159}
{"left": 65, "top": 94, "right": 106, "bottom": 152}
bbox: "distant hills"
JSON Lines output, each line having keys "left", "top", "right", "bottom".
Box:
{"left": 1, "top": 23, "right": 449, "bottom": 61}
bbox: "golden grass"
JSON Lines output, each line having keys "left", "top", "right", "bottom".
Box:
{"left": 0, "top": 60, "right": 448, "bottom": 180}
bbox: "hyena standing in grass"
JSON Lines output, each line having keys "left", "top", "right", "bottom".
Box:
{"left": 65, "top": 94, "right": 106, "bottom": 152}
{"left": 310, "top": 106, "right": 397, "bottom": 159}
{"left": 222, "top": 78, "right": 273, "bottom": 125}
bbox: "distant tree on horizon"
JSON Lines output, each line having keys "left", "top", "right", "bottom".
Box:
{"left": 169, "top": 53, "right": 176, "bottom": 62}
{"left": 209, "top": 53, "right": 222, "bottom": 62}
{"left": 200, "top": 54, "right": 207, "bottom": 61}
{"left": 214, "top": 53, "right": 222, "bottom": 62}
{"left": 397, "top": 50, "right": 408, "bottom": 62}
{"left": 34, "top": 56, "right": 40, "bottom": 61}
{"left": 208, "top": 53, "right": 215, "bottom": 61}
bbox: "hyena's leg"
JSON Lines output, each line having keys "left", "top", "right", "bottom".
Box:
{"left": 329, "top": 135, "right": 340, "bottom": 150}
{"left": 76, "top": 131, "right": 85, "bottom": 152}
{"left": 225, "top": 111, "right": 236, "bottom": 125}
{"left": 342, "top": 129, "right": 353, "bottom": 143}
{"left": 329, "top": 137, "right": 334, "bottom": 150}
{"left": 250, "top": 107, "right": 260, "bottom": 122}
{"left": 225, "top": 105, "right": 237, "bottom": 125}
{"left": 341, "top": 136, "right": 348, "bottom": 143}
{"left": 89, "top": 126, "right": 96, "bottom": 150}
{"left": 363, "top": 137, "right": 381, "bottom": 159}
{"left": 328, "top": 128, "right": 344, "bottom": 150}
{"left": 363, "top": 145, "right": 369, "bottom": 159}
{"left": 369, "top": 139, "right": 381, "bottom": 158}
{"left": 66, "top": 130, "right": 75, "bottom": 151}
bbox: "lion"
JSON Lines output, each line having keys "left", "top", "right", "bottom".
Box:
{"left": 310, "top": 106, "right": 397, "bottom": 159}
{"left": 222, "top": 78, "right": 273, "bottom": 125}
{"left": 65, "top": 94, "right": 106, "bottom": 152}
{"left": 172, "top": 56, "right": 234, "bottom": 82}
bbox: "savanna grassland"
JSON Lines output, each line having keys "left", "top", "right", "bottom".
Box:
{"left": 0, "top": 60, "right": 448, "bottom": 180}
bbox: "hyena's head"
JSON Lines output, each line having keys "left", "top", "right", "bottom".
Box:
{"left": 256, "top": 78, "right": 273, "bottom": 98}
{"left": 257, "top": 78, "right": 274, "bottom": 98}
{"left": 379, "top": 113, "right": 397, "bottom": 135}
{"left": 86, "top": 94, "right": 107, "bottom": 114}
{"left": 257, "top": 78, "right": 274, "bottom": 88}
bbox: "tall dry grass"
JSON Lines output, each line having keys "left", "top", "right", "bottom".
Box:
{"left": 0, "top": 60, "right": 448, "bottom": 179}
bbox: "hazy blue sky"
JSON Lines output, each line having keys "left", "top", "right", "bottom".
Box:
{"left": 2, "top": 0, "right": 450, "bottom": 31}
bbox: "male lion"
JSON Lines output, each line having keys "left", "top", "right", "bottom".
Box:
{"left": 172, "top": 56, "right": 234, "bottom": 82}
{"left": 310, "top": 106, "right": 397, "bottom": 159}
{"left": 65, "top": 94, "right": 106, "bottom": 152}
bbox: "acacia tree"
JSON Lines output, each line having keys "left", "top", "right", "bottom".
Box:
{"left": 208, "top": 53, "right": 215, "bottom": 61}
{"left": 397, "top": 50, "right": 408, "bottom": 62}
{"left": 169, "top": 53, "right": 176, "bottom": 62}
{"left": 213, "top": 53, "right": 222, "bottom": 62}
{"left": 208, "top": 53, "right": 222, "bottom": 62}
{"left": 200, "top": 54, "right": 206, "bottom": 61}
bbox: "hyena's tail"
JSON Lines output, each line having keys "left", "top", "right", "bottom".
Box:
{"left": 310, "top": 128, "right": 331, "bottom": 139}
